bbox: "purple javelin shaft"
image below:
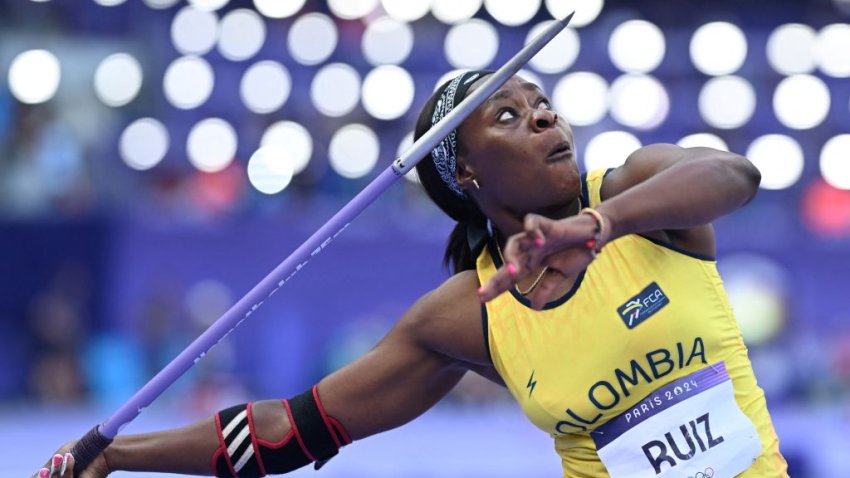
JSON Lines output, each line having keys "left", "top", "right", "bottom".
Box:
{"left": 97, "top": 12, "right": 574, "bottom": 441}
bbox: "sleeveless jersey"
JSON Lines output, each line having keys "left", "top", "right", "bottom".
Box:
{"left": 477, "top": 169, "right": 787, "bottom": 477}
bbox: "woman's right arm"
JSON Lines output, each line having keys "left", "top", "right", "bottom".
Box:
{"left": 36, "top": 271, "right": 490, "bottom": 477}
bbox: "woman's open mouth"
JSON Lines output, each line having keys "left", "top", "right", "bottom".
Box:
{"left": 546, "top": 142, "right": 572, "bottom": 163}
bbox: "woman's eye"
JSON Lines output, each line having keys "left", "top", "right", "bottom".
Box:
{"left": 497, "top": 109, "right": 516, "bottom": 121}
{"left": 538, "top": 99, "right": 552, "bottom": 110}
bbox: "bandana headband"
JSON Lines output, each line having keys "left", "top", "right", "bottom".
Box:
{"left": 429, "top": 70, "right": 492, "bottom": 198}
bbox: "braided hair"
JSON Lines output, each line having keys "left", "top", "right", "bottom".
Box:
{"left": 413, "top": 70, "right": 493, "bottom": 274}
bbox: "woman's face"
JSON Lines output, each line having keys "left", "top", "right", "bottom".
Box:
{"left": 456, "top": 76, "right": 581, "bottom": 220}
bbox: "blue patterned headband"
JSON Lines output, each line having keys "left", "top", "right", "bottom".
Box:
{"left": 430, "top": 70, "right": 492, "bottom": 198}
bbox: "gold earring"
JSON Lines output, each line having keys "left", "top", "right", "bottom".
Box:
{"left": 472, "top": 178, "right": 480, "bottom": 190}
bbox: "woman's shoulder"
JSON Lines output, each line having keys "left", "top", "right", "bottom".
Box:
{"left": 428, "top": 269, "right": 481, "bottom": 307}
{"left": 402, "top": 269, "right": 490, "bottom": 366}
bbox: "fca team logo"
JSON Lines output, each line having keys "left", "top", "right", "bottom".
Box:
{"left": 617, "top": 282, "right": 670, "bottom": 329}
{"left": 621, "top": 299, "right": 643, "bottom": 323}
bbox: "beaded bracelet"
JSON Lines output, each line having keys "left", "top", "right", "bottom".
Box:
{"left": 580, "top": 207, "right": 606, "bottom": 257}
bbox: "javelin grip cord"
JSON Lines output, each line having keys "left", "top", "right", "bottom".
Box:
{"left": 68, "top": 12, "right": 574, "bottom": 476}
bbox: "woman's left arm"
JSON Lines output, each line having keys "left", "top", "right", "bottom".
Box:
{"left": 597, "top": 143, "right": 761, "bottom": 243}
{"left": 479, "top": 144, "right": 761, "bottom": 307}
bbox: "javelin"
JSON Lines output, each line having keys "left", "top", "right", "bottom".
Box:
{"left": 69, "top": 12, "right": 575, "bottom": 475}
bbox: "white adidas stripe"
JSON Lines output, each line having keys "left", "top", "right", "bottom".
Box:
{"left": 227, "top": 425, "right": 251, "bottom": 456}
{"left": 233, "top": 445, "right": 255, "bottom": 472}
{"left": 222, "top": 410, "right": 247, "bottom": 438}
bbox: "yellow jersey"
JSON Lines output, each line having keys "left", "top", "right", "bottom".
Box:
{"left": 477, "top": 169, "right": 787, "bottom": 477}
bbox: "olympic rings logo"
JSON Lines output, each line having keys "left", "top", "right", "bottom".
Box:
{"left": 687, "top": 467, "right": 715, "bottom": 478}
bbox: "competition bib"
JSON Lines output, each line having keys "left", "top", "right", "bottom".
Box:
{"left": 592, "top": 362, "right": 762, "bottom": 478}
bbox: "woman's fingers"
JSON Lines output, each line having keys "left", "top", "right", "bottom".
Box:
{"left": 36, "top": 451, "right": 74, "bottom": 478}
{"left": 481, "top": 213, "right": 600, "bottom": 303}
{"left": 478, "top": 263, "right": 519, "bottom": 302}
{"left": 523, "top": 214, "right": 546, "bottom": 247}
{"left": 61, "top": 453, "right": 74, "bottom": 477}
{"left": 503, "top": 228, "right": 548, "bottom": 270}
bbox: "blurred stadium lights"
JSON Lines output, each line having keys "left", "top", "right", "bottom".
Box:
{"left": 119, "top": 118, "right": 170, "bottom": 171}
{"left": 187, "top": 118, "right": 238, "bottom": 173}
{"left": 746, "top": 135, "right": 804, "bottom": 190}
{"left": 171, "top": 5, "right": 218, "bottom": 55}
{"left": 802, "top": 179, "right": 850, "bottom": 236}
{"left": 380, "top": 0, "right": 431, "bottom": 22}
{"left": 252, "top": 0, "right": 306, "bottom": 19}
{"left": 677, "top": 133, "right": 729, "bottom": 152}
{"left": 217, "top": 9, "right": 266, "bottom": 61}
{"left": 187, "top": 0, "right": 229, "bottom": 12}
{"left": 327, "top": 0, "right": 379, "bottom": 20}
{"left": 545, "top": 0, "right": 604, "bottom": 27}
{"left": 698, "top": 75, "right": 756, "bottom": 129}
{"left": 93, "top": 0, "right": 127, "bottom": 6}
{"left": 362, "top": 17, "right": 414, "bottom": 66}
{"left": 815, "top": 23, "right": 850, "bottom": 77}
{"left": 766, "top": 24, "right": 817, "bottom": 75}
{"left": 484, "top": 0, "right": 541, "bottom": 26}
{"left": 608, "top": 20, "right": 665, "bottom": 74}
{"left": 583, "top": 131, "right": 642, "bottom": 171}
{"left": 396, "top": 132, "right": 421, "bottom": 183}
{"left": 188, "top": 163, "right": 244, "bottom": 213}
{"left": 288, "top": 13, "right": 338, "bottom": 66}
{"left": 94, "top": 53, "right": 143, "bottom": 108}
{"left": 773, "top": 74, "right": 831, "bottom": 130}
{"left": 431, "top": 0, "right": 482, "bottom": 24}
{"left": 163, "top": 55, "right": 215, "bottom": 109}
{"left": 553, "top": 72, "right": 608, "bottom": 126}
{"left": 721, "top": 254, "right": 789, "bottom": 346}
{"left": 362, "top": 65, "right": 415, "bottom": 120}
{"left": 690, "top": 22, "right": 747, "bottom": 75}
{"left": 261, "top": 121, "right": 313, "bottom": 176}
{"left": 518, "top": 69, "right": 544, "bottom": 92}
{"left": 4, "top": 0, "right": 849, "bottom": 224}
{"left": 240, "top": 61, "right": 291, "bottom": 114}
{"left": 526, "top": 21, "right": 580, "bottom": 74}
{"left": 143, "top": 0, "right": 181, "bottom": 8}
{"left": 608, "top": 74, "right": 669, "bottom": 129}
{"left": 247, "top": 146, "right": 295, "bottom": 195}
{"left": 328, "top": 124, "right": 380, "bottom": 179}
{"left": 8, "top": 49, "right": 61, "bottom": 104}
{"left": 311, "top": 63, "right": 361, "bottom": 117}
{"left": 434, "top": 69, "right": 465, "bottom": 91}
{"left": 820, "top": 135, "right": 850, "bottom": 190}
{"left": 445, "top": 19, "right": 499, "bottom": 69}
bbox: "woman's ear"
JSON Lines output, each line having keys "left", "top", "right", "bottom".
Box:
{"left": 455, "top": 155, "right": 478, "bottom": 192}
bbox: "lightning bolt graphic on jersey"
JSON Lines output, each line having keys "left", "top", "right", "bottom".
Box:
{"left": 527, "top": 370, "right": 537, "bottom": 398}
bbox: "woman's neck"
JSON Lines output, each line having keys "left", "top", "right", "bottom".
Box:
{"left": 489, "top": 196, "right": 582, "bottom": 239}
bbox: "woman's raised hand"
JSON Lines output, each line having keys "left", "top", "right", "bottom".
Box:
{"left": 479, "top": 212, "right": 604, "bottom": 310}
{"left": 32, "top": 444, "right": 111, "bottom": 478}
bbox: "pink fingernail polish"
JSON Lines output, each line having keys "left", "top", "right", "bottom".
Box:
{"left": 53, "top": 455, "right": 63, "bottom": 467}
{"left": 507, "top": 263, "right": 518, "bottom": 276}
{"left": 39, "top": 469, "right": 49, "bottom": 478}
{"left": 535, "top": 237, "right": 544, "bottom": 247}
{"left": 61, "top": 454, "right": 71, "bottom": 475}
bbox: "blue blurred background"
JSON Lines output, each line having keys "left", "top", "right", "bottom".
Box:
{"left": 1, "top": 0, "right": 849, "bottom": 476}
